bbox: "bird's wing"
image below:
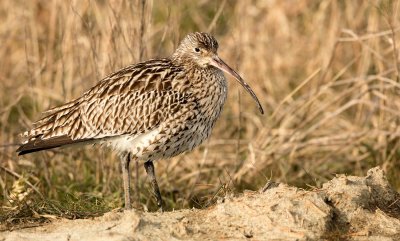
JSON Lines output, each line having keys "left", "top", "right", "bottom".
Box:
{"left": 17, "top": 59, "right": 196, "bottom": 155}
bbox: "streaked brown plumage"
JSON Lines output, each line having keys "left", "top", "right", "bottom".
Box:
{"left": 17, "top": 32, "right": 263, "bottom": 210}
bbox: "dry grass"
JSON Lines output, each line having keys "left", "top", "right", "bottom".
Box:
{"left": 1, "top": 0, "right": 400, "bottom": 230}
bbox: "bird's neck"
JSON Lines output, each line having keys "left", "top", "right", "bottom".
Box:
{"left": 169, "top": 56, "right": 226, "bottom": 97}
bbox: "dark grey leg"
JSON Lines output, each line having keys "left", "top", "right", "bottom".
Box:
{"left": 144, "top": 160, "right": 163, "bottom": 211}
{"left": 120, "top": 152, "right": 132, "bottom": 209}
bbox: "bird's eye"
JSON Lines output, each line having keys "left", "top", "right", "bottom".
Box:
{"left": 194, "top": 47, "right": 200, "bottom": 53}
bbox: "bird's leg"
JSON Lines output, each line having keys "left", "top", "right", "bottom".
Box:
{"left": 135, "top": 160, "right": 140, "bottom": 203}
{"left": 120, "top": 152, "right": 132, "bottom": 209}
{"left": 144, "top": 160, "right": 163, "bottom": 211}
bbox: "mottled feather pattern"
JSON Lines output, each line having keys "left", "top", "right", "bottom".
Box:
{"left": 21, "top": 44, "right": 228, "bottom": 160}
{"left": 26, "top": 60, "right": 180, "bottom": 136}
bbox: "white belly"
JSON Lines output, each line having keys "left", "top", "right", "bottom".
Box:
{"left": 107, "top": 129, "right": 159, "bottom": 156}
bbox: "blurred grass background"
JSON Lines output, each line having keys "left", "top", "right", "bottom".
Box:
{"left": 1, "top": 0, "right": 400, "bottom": 229}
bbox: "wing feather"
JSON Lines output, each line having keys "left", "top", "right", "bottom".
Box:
{"left": 17, "top": 58, "right": 193, "bottom": 155}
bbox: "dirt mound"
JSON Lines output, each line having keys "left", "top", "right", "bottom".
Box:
{"left": 1, "top": 167, "right": 400, "bottom": 241}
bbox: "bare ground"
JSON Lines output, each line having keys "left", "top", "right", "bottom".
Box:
{"left": 1, "top": 167, "right": 400, "bottom": 241}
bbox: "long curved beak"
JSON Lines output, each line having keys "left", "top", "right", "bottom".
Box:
{"left": 210, "top": 56, "right": 264, "bottom": 114}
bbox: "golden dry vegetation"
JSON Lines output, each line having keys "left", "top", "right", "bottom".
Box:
{"left": 1, "top": 0, "right": 400, "bottom": 229}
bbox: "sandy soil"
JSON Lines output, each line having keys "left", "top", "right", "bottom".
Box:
{"left": 1, "top": 167, "right": 400, "bottom": 241}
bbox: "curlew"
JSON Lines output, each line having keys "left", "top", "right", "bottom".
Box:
{"left": 17, "top": 32, "right": 264, "bottom": 210}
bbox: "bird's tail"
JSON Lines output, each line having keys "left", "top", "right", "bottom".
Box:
{"left": 16, "top": 135, "right": 92, "bottom": 155}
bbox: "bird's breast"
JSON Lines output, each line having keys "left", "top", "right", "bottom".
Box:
{"left": 187, "top": 71, "right": 228, "bottom": 141}
{"left": 115, "top": 70, "right": 228, "bottom": 161}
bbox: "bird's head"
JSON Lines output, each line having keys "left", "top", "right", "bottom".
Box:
{"left": 172, "top": 32, "right": 264, "bottom": 114}
{"left": 173, "top": 32, "right": 219, "bottom": 68}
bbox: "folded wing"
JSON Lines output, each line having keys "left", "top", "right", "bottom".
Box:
{"left": 17, "top": 59, "right": 193, "bottom": 155}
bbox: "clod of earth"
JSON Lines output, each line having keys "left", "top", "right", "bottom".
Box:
{"left": 1, "top": 167, "right": 400, "bottom": 241}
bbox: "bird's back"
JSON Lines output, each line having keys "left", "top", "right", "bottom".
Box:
{"left": 17, "top": 58, "right": 227, "bottom": 158}
{"left": 18, "top": 59, "right": 185, "bottom": 154}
